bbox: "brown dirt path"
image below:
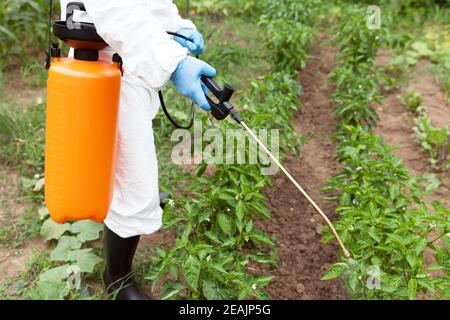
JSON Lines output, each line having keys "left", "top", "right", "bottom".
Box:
{"left": 374, "top": 60, "right": 450, "bottom": 208}
{"left": 258, "top": 38, "right": 346, "bottom": 300}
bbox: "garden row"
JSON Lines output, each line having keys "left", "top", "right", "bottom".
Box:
{"left": 146, "top": 0, "right": 322, "bottom": 300}
{"left": 3, "top": 0, "right": 322, "bottom": 299}
{"left": 321, "top": 6, "right": 450, "bottom": 299}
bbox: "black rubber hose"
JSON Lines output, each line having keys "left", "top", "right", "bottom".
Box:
{"left": 159, "top": 31, "right": 198, "bottom": 130}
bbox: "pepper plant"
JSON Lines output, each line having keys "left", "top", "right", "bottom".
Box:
{"left": 322, "top": 5, "right": 450, "bottom": 300}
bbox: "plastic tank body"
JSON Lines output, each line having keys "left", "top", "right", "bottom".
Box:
{"left": 45, "top": 57, "right": 121, "bottom": 223}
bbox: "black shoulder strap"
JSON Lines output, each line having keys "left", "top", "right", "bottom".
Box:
{"left": 45, "top": 0, "right": 53, "bottom": 69}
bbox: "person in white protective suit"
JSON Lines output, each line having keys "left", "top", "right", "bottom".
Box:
{"left": 59, "top": 0, "right": 216, "bottom": 299}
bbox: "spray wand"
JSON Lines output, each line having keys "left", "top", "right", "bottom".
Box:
{"left": 199, "top": 76, "right": 351, "bottom": 259}
{"left": 159, "top": 32, "right": 351, "bottom": 258}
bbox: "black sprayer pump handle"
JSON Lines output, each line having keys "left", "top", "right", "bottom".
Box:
{"left": 201, "top": 76, "right": 241, "bottom": 122}
{"left": 66, "top": 2, "right": 86, "bottom": 21}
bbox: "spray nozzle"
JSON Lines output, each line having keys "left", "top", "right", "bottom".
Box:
{"left": 201, "top": 76, "right": 242, "bottom": 123}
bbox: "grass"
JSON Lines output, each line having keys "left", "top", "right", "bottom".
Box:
{"left": 0, "top": 207, "right": 41, "bottom": 248}
{"left": 0, "top": 102, "right": 46, "bottom": 173}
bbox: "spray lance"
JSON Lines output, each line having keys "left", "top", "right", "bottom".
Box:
{"left": 160, "top": 41, "right": 351, "bottom": 258}
{"left": 205, "top": 77, "right": 351, "bottom": 258}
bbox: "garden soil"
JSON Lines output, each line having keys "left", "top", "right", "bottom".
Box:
{"left": 374, "top": 60, "right": 450, "bottom": 208}
{"left": 257, "top": 38, "right": 346, "bottom": 300}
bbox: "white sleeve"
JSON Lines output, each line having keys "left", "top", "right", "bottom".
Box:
{"left": 150, "top": 0, "right": 196, "bottom": 31}
{"left": 83, "top": 0, "right": 188, "bottom": 91}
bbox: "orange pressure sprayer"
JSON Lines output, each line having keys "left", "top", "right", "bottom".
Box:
{"left": 45, "top": 2, "right": 122, "bottom": 223}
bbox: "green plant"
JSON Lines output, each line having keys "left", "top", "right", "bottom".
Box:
{"left": 322, "top": 125, "right": 450, "bottom": 299}
{"left": 0, "top": 102, "right": 46, "bottom": 173}
{"left": 0, "top": 206, "right": 41, "bottom": 248}
{"left": 0, "top": 0, "right": 49, "bottom": 64}
{"left": 332, "top": 6, "right": 389, "bottom": 68}
{"left": 175, "top": 0, "right": 264, "bottom": 16}
{"left": 259, "top": 0, "right": 322, "bottom": 26}
{"left": 146, "top": 0, "right": 310, "bottom": 300}
{"left": 148, "top": 71, "right": 303, "bottom": 300}
{"left": 258, "top": 0, "right": 319, "bottom": 72}
{"left": 322, "top": 4, "right": 450, "bottom": 300}
{"left": 26, "top": 216, "right": 104, "bottom": 300}
{"left": 330, "top": 64, "right": 383, "bottom": 129}
{"left": 433, "top": 60, "right": 450, "bottom": 101}
{"left": 413, "top": 115, "right": 450, "bottom": 170}
{"left": 400, "top": 88, "right": 423, "bottom": 112}
{"left": 20, "top": 61, "right": 47, "bottom": 88}
{"left": 261, "top": 19, "right": 313, "bottom": 72}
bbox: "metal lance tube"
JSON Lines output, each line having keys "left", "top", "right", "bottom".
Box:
{"left": 239, "top": 121, "right": 351, "bottom": 258}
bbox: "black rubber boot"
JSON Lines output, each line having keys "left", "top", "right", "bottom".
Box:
{"left": 159, "top": 192, "right": 170, "bottom": 209}
{"left": 103, "top": 225, "right": 151, "bottom": 300}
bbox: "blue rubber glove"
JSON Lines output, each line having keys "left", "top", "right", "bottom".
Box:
{"left": 171, "top": 57, "right": 216, "bottom": 111}
{"left": 174, "top": 28, "right": 205, "bottom": 56}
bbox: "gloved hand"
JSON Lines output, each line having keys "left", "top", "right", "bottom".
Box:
{"left": 170, "top": 57, "right": 216, "bottom": 111}
{"left": 173, "top": 28, "right": 205, "bottom": 56}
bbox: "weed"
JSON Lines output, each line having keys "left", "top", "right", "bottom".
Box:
{"left": 399, "top": 88, "right": 423, "bottom": 112}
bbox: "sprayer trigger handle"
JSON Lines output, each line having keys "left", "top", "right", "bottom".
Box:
{"left": 201, "top": 76, "right": 223, "bottom": 100}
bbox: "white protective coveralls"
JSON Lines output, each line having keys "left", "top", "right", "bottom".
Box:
{"left": 59, "top": 0, "right": 194, "bottom": 238}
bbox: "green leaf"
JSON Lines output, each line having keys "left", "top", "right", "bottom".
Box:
{"left": 235, "top": 202, "right": 245, "bottom": 232}
{"left": 415, "top": 238, "right": 428, "bottom": 256}
{"left": 389, "top": 184, "right": 400, "bottom": 201}
{"left": 39, "top": 264, "right": 72, "bottom": 283}
{"left": 195, "top": 164, "right": 207, "bottom": 177}
{"left": 182, "top": 255, "right": 201, "bottom": 291}
{"left": 368, "top": 228, "right": 381, "bottom": 242}
{"left": 202, "top": 280, "right": 223, "bottom": 300}
{"left": 221, "top": 237, "right": 236, "bottom": 247}
{"left": 238, "top": 288, "right": 248, "bottom": 300}
{"left": 249, "top": 231, "right": 275, "bottom": 246}
{"left": 0, "top": 26, "right": 18, "bottom": 40}
{"left": 216, "top": 213, "right": 234, "bottom": 236}
{"left": 67, "top": 249, "right": 102, "bottom": 273}
{"left": 411, "top": 41, "right": 432, "bottom": 57}
{"left": 176, "top": 222, "right": 192, "bottom": 249}
{"left": 37, "top": 279, "right": 70, "bottom": 300}
{"left": 161, "top": 281, "right": 186, "bottom": 300}
{"left": 321, "top": 263, "right": 347, "bottom": 280}
{"left": 349, "top": 271, "right": 359, "bottom": 292}
{"left": 254, "top": 276, "right": 273, "bottom": 286}
{"left": 21, "top": 177, "right": 35, "bottom": 189}
{"left": 38, "top": 206, "right": 49, "bottom": 220}
{"left": 245, "top": 219, "right": 254, "bottom": 233}
{"left": 70, "top": 220, "right": 103, "bottom": 242}
{"left": 408, "top": 278, "right": 418, "bottom": 300}
{"left": 40, "top": 219, "right": 71, "bottom": 241}
{"left": 427, "top": 263, "right": 443, "bottom": 271}
{"left": 37, "top": 264, "right": 73, "bottom": 300}
{"left": 406, "top": 252, "right": 417, "bottom": 269}
{"left": 50, "top": 236, "right": 82, "bottom": 261}
{"left": 204, "top": 230, "right": 221, "bottom": 244}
